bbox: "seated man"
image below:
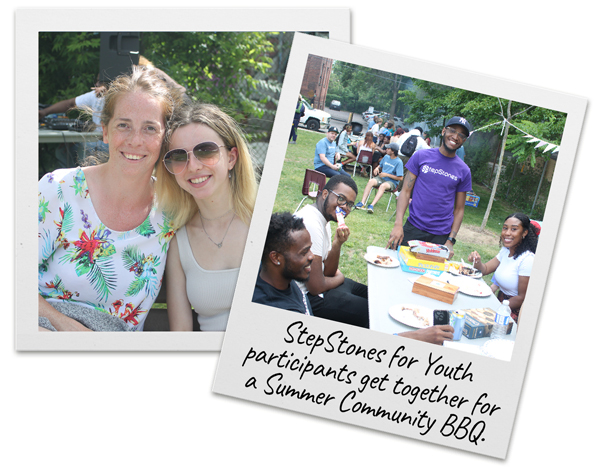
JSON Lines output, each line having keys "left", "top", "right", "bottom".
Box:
{"left": 253, "top": 212, "right": 314, "bottom": 315}
{"left": 372, "top": 133, "right": 390, "bottom": 168}
{"left": 255, "top": 211, "right": 455, "bottom": 345}
{"left": 295, "top": 175, "right": 369, "bottom": 328}
{"left": 355, "top": 142, "right": 404, "bottom": 214}
{"left": 314, "top": 126, "right": 351, "bottom": 178}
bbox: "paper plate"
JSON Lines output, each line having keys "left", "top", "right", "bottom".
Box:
{"left": 364, "top": 253, "right": 399, "bottom": 268}
{"left": 455, "top": 278, "right": 493, "bottom": 297}
{"left": 388, "top": 304, "right": 433, "bottom": 329}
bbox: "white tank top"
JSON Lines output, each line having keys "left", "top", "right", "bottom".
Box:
{"left": 176, "top": 225, "right": 240, "bottom": 331}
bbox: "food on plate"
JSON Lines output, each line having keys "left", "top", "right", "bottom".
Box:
{"left": 459, "top": 264, "right": 477, "bottom": 276}
{"left": 374, "top": 255, "right": 393, "bottom": 266}
{"left": 402, "top": 306, "right": 431, "bottom": 326}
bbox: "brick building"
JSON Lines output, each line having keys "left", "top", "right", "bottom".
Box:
{"left": 300, "top": 54, "right": 333, "bottom": 110}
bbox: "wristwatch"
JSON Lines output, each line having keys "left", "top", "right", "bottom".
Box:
{"left": 447, "top": 237, "right": 456, "bottom": 245}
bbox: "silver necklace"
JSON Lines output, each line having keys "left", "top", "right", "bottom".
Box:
{"left": 199, "top": 211, "right": 236, "bottom": 248}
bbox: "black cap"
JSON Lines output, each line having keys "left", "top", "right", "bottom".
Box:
{"left": 328, "top": 126, "right": 339, "bottom": 133}
{"left": 446, "top": 116, "right": 471, "bottom": 135}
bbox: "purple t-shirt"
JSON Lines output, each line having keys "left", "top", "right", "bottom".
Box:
{"left": 406, "top": 148, "right": 472, "bottom": 235}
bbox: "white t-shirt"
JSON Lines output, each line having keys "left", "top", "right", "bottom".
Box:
{"left": 294, "top": 204, "right": 331, "bottom": 295}
{"left": 75, "top": 90, "right": 105, "bottom": 129}
{"left": 493, "top": 246, "right": 535, "bottom": 297}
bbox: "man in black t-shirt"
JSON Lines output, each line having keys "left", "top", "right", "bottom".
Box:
{"left": 253, "top": 212, "right": 314, "bottom": 315}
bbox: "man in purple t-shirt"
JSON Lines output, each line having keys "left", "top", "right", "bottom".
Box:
{"left": 387, "top": 116, "right": 472, "bottom": 258}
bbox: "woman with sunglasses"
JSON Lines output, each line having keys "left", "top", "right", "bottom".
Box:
{"left": 38, "top": 67, "right": 182, "bottom": 331}
{"left": 156, "top": 102, "right": 257, "bottom": 331}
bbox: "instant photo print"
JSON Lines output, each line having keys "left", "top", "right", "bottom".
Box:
{"left": 16, "top": 9, "right": 350, "bottom": 351}
{"left": 213, "top": 33, "right": 586, "bottom": 458}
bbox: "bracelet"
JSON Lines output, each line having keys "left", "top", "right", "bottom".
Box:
{"left": 447, "top": 237, "right": 456, "bottom": 245}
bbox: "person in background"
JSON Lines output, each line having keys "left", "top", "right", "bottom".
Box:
{"left": 423, "top": 132, "right": 431, "bottom": 146}
{"left": 338, "top": 123, "right": 358, "bottom": 166}
{"left": 390, "top": 127, "right": 405, "bottom": 144}
{"left": 396, "top": 126, "right": 430, "bottom": 165}
{"left": 313, "top": 126, "right": 351, "bottom": 177}
{"left": 289, "top": 95, "right": 305, "bottom": 145}
{"left": 39, "top": 74, "right": 109, "bottom": 162}
{"left": 355, "top": 142, "right": 404, "bottom": 214}
{"left": 156, "top": 102, "right": 257, "bottom": 331}
{"left": 469, "top": 213, "right": 538, "bottom": 322}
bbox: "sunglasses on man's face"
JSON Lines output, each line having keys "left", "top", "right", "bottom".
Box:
{"left": 163, "top": 141, "right": 228, "bottom": 175}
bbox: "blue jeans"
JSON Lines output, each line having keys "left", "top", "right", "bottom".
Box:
{"left": 315, "top": 164, "right": 351, "bottom": 178}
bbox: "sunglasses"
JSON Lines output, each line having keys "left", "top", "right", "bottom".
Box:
{"left": 163, "top": 141, "right": 228, "bottom": 175}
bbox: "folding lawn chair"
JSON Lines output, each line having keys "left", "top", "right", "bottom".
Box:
{"left": 352, "top": 149, "right": 374, "bottom": 179}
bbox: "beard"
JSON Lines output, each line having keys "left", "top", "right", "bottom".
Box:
{"left": 281, "top": 262, "right": 310, "bottom": 283}
{"left": 440, "top": 131, "right": 462, "bottom": 155}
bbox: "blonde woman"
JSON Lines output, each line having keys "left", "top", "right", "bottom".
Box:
{"left": 156, "top": 103, "right": 257, "bottom": 331}
{"left": 38, "top": 67, "right": 182, "bottom": 331}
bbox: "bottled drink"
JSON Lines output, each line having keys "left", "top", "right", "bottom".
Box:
{"left": 491, "top": 300, "right": 511, "bottom": 339}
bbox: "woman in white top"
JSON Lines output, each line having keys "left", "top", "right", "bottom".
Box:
{"left": 468, "top": 213, "right": 538, "bottom": 322}
{"left": 156, "top": 103, "right": 257, "bottom": 331}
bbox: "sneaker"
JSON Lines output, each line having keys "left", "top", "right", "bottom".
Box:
{"left": 290, "top": 141, "right": 296, "bottom": 144}
{"left": 355, "top": 202, "right": 364, "bottom": 209}
{"left": 367, "top": 205, "right": 374, "bottom": 214}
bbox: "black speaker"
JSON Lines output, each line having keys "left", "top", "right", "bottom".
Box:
{"left": 99, "top": 32, "right": 140, "bottom": 83}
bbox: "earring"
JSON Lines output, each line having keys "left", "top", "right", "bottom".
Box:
{"left": 229, "top": 172, "right": 231, "bottom": 178}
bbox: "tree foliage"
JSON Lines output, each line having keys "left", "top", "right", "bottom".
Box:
{"left": 141, "top": 32, "right": 277, "bottom": 125}
{"left": 326, "top": 61, "right": 412, "bottom": 117}
{"left": 39, "top": 32, "right": 101, "bottom": 106}
{"left": 39, "top": 31, "right": 281, "bottom": 129}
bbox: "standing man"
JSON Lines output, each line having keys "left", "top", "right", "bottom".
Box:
{"left": 314, "top": 126, "right": 351, "bottom": 177}
{"left": 295, "top": 175, "right": 368, "bottom": 328}
{"left": 355, "top": 142, "right": 404, "bottom": 214}
{"left": 387, "top": 116, "right": 472, "bottom": 259}
{"left": 289, "top": 95, "right": 305, "bottom": 144}
{"left": 253, "top": 212, "right": 314, "bottom": 315}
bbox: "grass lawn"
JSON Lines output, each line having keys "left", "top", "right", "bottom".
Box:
{"left": 271, "top": 129, "right": 517, "bottom": 287}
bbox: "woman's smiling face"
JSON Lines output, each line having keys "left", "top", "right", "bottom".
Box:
{"left": 501, "top": 217, "right": 528, "bottom": 253}
{"left": 169, "top": 122, "right": 237, "bottom": 203}
{"left": 102, "top": 91, "right": 165, "bottom": 173}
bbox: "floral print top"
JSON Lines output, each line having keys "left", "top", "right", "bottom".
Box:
{"left": 38, "top": 167, "right": 176, "bottom": 331}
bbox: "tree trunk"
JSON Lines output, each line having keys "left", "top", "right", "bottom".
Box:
{"left": 480, "top": 100, "right": 512, "bottom": 232}
{"left": 531, "top": 158, "right": 548, "bottom": 216}
{"left": 389, "top": 74, "right": 401, "bottom": 122}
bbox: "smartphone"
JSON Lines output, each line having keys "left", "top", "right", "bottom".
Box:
{"left": 433, "top": 310, "right": 450, "bottom": 325}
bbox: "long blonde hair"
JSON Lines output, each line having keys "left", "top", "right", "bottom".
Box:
{"left": 155, "top": 102, "right": 258, "bottom": 229}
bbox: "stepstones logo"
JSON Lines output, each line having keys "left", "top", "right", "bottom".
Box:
{"left": 421, "top": 164, "right": 458, "bottom": 181}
